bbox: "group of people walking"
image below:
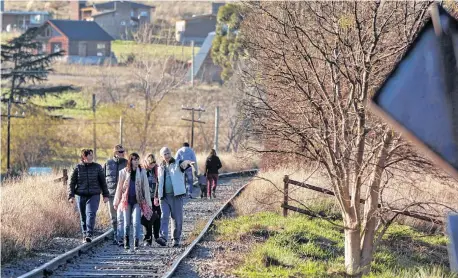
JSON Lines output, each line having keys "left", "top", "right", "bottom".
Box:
{"left": 68, "top": 143, "right": 223, "bottom": 250}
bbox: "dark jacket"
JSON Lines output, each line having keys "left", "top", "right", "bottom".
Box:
{"left": 205, "top": 155, "right": 222, "bottom": 174}
{"left": 103, "top": 157, "right": 127, "bottom": 196}
{"left": 68, "top": 162, "right": 109, "bottom": 199}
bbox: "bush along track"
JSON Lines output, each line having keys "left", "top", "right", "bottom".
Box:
{"left": 14, "top": 170, "right": 257, "bottom": 278}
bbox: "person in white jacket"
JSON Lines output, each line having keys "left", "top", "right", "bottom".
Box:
{"left": 175, "top": 142, "right": 198, "bottom": 198}
{"left": 154, "top": 147, "right": 194, "bottom": 247}
{"left": 114, "top": 153, "right": 152, "bottom": 250}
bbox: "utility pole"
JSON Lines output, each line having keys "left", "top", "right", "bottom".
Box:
{"left": 191, "top": 40, "right": 195, "bottom": 87}
{"left": 1, "top": 97, "right": 26, "bottom": 174}
{"left": 92, "top": 94, "right": 97, "bottom": 162}
{"left": 181, "top": 105, "right": 205, "bottom": 148}
{"left": 119, "top": 115, "right": 123, "bottom": 146}
{"left": 214, "top": 106, "right": 219, "bottom": 152}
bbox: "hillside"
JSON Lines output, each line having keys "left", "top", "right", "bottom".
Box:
{"left": 4, "top": 0, "right": 216, "bottom": 23}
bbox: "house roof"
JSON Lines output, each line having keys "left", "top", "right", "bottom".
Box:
{"left": 48, "top": 20, "right": 114, "bottom": 41}
{"left": 94, "top": 1, "right": 155, "bottom": 11}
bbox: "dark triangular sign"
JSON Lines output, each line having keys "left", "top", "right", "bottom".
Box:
{"left": 370, "top": 5, "right": 458, "bottom": 181}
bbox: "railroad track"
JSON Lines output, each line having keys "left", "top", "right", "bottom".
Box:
{"left": 19, "top": 170, "right": 257, "bottom": 278}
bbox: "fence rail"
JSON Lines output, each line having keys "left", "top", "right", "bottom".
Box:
{"left": 53, "top": 169, "right": 68, "bottom": 186}
{"left": 282, "top": 175, "right": 444, "bottom": 225}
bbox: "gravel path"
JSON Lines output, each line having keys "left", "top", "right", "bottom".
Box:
{"left": 1, "top": 230, "right": 105, "bottom": 278}
{"left": 2, "top": 176, "right": 252, "bottom": 278}
{"left": 172, "top": 207, "right": 254, "bottom": 278}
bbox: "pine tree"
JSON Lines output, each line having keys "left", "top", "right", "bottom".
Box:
{"left": 211, "top": 3, "right": 244, "bottom": 81}
{"left": 1, "top": 25, "right": 72, "bottom": 99}
{"left": 1, "top": 25, "right": 73, "bottom": 173}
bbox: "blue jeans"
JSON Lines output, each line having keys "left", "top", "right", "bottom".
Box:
{"left": 185, "top": 168, "right": 193, "bottom": 195}
{"left": 160, "top": 194, "right": 183, "bottom": 242}
{"left": 76, "top": 194, "right": 100, "bottom": 237}
{"left": 123, "top": 203, "right": 141, "bottom": 240}
{"left": 107, "top": 196, "right": 124, "bottom": 241}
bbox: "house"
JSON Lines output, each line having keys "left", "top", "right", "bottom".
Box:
{"left": 186, "top": 32, "right": 222, "bottom": 84}
{"left": 1, "top": 10, "right": 50, "bottom": 32}
{"left": 175, "top": 2, "right": 225, "bottom": 46}
{"left": 70, "top": 0, "right": 155, "bottom": 40}
{"left": 37, "top": 20, "right": 115, "bottom": 65}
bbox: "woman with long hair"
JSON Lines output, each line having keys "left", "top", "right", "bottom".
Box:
{"left": 114, "top": 153, "right": 152, "bottom": 250}
{"left": 205, "top": 149, "right": 222, "bottom": 198}
{"left": 141, "top": 154, "right": 162, "bottom": 246}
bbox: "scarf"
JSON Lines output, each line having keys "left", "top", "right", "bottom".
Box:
{"left": 120, "top": 168, "right": 153, "bottom": 220}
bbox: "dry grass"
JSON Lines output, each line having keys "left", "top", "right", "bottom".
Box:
{"left": 1, "top": 172, "right": 110, "bottom": 263}
{"left": 233, "top": 165, "right": 337, "bottom": 216}
{"left": 195, "top": 152, "right": 259, "bottom": 174}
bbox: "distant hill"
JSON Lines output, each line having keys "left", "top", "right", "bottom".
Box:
{"left": 4, "top": 0, "right": 218, "bottom": 23}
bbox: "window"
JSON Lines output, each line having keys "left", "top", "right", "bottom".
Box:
{"left": 130, "top": 10, "right": 134, "bottom": 17}
{"left": 30, "top": 14, "right": 42, "bottom": 24}
{"left": 52, "top": 43, "right": 61, "bottom": 53}
{"left": 97, "top": 43, "right": 105, "bottom": 49}
{"left": 97, "top": 51, "right": 104, "bottom": 57}
{"left": 121, "top": 21, "right": 126, "bottom": 26}
{"left": 45, "top": 27, "right": 51, "bottom": 37}
{"left": 140, "top": 11, "right": 148, "bottom": 17}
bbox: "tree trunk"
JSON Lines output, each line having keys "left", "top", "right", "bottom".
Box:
{"left": 360, "top": 131, "right": 393, "bottom": 274}
{"left": 344, "top": 226, "right": 362, "bottom": 276}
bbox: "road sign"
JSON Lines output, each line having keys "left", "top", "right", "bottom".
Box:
{"left": 370, "top": 5, "right": 458, "bottom": 180}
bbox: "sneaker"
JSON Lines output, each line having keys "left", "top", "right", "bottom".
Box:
{"left": 156, "top": 237, "right": 167, "bottom": 247}
{"left": 172, "top": 240, "right": 180, "bottom": 247}
{"left": 117, "top": 240, "right": 124, "bottom": 247}
{"left": 124, "top": 236, "right": 130, "bottom": 250}
{"left": 212, "top": 192, "right": 216, "bottom": 198}
{"left": 134, "top": 239, "right": 139, "bottom": 250}
{"left": 188, "top": 194, "right": 193, "bottom": 199}
{"left": 85, "top": 236, "right": 92, "bottom": 243}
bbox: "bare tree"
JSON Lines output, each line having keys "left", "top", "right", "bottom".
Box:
{"left": 96, "top": 67, "right": 123, "bottom": 103}
{"left": 130, "top": 27, "right": 188, "bottom": 153}
{"left": 222, "top": 74, "right": 252, "bottom": 152}
{"left": 239, "top": 1, "right": 450, "bottom": 276}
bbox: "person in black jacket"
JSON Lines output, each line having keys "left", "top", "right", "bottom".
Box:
{"left": 205, "top": 149, "right": 222, "bottom": 199}
{"left": 68, "top": 149, "right": 109, "bottom": 243}
{"left": 103, "top": 144, "right": 127, "bottom": 245}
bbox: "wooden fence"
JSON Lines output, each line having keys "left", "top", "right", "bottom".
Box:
{"left": 281, "top": 175, "right": 444, "bottom": 226}
{"left": 53, "top": 169, "right": 68, "bottom": 186}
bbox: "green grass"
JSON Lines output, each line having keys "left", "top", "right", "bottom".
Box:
{"left": 30, "top": 91, "right": 93, "bottom": 118}
{"left": 1, "top": 35, "right": 198, "bottom": 63}
{"left": 214, "top": 212, "right": 453, "bottom": 278}
{"left": 111, "top": 40, "right": 199, "bottom": 62}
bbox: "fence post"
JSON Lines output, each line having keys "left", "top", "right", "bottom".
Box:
{"left": 283, "top": 175, "right": 289, "bottom": 217}
{"left": 63, "top": 169, "right": 68, "bottom": 186}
